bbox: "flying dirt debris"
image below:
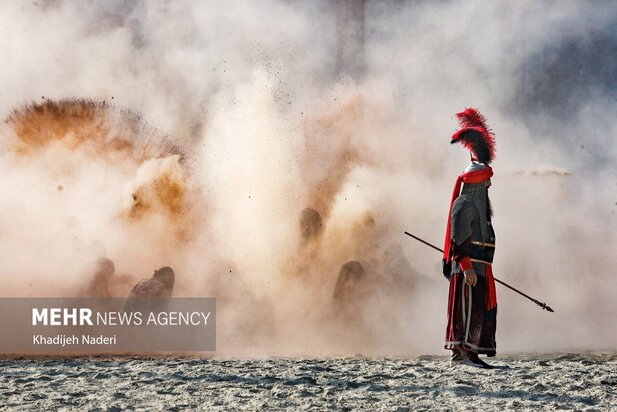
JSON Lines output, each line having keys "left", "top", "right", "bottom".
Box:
{"left": 3, "top": 98, "right": 194, "bottom": 240}
{"left": 5, "top": 99, "right": 183, "bottom": 161}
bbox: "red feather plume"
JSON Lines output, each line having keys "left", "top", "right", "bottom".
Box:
{"left": 450, "top": 107, "right": 496, "bottom": 164}
{"left": 456, "top": 108, "right": 491, "bottom": 130}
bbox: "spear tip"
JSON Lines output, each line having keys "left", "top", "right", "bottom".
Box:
{"left": 539, "top": 301, "right": 555, "bottom": 313}
{"left": 535, "top": 300, "right": 555, "bottom": 313}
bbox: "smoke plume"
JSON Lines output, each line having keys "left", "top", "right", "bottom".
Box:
{"left": 1, "top": 0, "right": 616, "bottom": 355}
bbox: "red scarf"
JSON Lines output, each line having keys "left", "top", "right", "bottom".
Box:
{"left": 485, "top": 265, "right": 497, "bottom": 311}
{"left": 443, "top": 167, "right": 497, "bottom": 310}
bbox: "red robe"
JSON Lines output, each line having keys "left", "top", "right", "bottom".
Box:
{"left": 443, "top": 168, "right": 497, "bottom": 356}
{"left": 444, "top": 264, "right": 497, "bottom": 356}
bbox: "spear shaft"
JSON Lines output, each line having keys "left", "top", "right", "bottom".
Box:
{"left": 403, "top": 231, "right": 554, "bottom": 313}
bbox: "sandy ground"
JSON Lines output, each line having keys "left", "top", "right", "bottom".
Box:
{"left": 0, "top": 353, "right": 615, "bottom": 411}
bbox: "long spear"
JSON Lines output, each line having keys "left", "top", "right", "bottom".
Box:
{"left": 403, "top": 231, "right": 554, "bottom": 312}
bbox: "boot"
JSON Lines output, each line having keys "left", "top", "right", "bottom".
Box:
{"left": 465, "top": 352, "right": 494, "bottom": 369}
{"left": 449, "top": 349, "right": 466, "bottom": 366}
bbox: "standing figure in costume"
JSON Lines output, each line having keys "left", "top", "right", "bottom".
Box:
{"left": 443, "top": 108, "right": 498, "bottom": 369}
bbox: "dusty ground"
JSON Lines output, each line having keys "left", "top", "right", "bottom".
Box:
{"left": 0, "top": 353, "right": 615, "bottom": 411}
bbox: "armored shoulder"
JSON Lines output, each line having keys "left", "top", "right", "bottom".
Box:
{"left": 450, "top": 196, "right": 476, "bottom": 246}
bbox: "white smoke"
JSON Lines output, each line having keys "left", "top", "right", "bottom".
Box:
{"left": 0, "top": 0, "right": 615, "bottom": 355}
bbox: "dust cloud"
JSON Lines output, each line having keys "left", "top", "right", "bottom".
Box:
{"left": 0, "top": 0, "right": 615, "bottom": 355}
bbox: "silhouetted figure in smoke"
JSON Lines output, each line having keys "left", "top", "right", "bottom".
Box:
{"left": 86, "top": 257, "right": 115, "bottom": 297}
{"left": 333, "top": 261, "right": 373, "bottom": 304}
{"left": 291, "top": 207, "right": 325, "bottom": 279}
{"left": 300, "top": 207, "right": 323, "bottom": 243}
{"left": 331, "top": 261, "right": 380, "bottom": 343}
{"left": 124, "top": 266, "right": 175, "bottom": 313}
{"left": 332, "top": 246, "right": 417, "bottom": 301}
{"left": 127, "top": 266, "right": 175, "bottom": 298}
{"left": 381, "top": 244, "right": 418, "bottom": 294}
